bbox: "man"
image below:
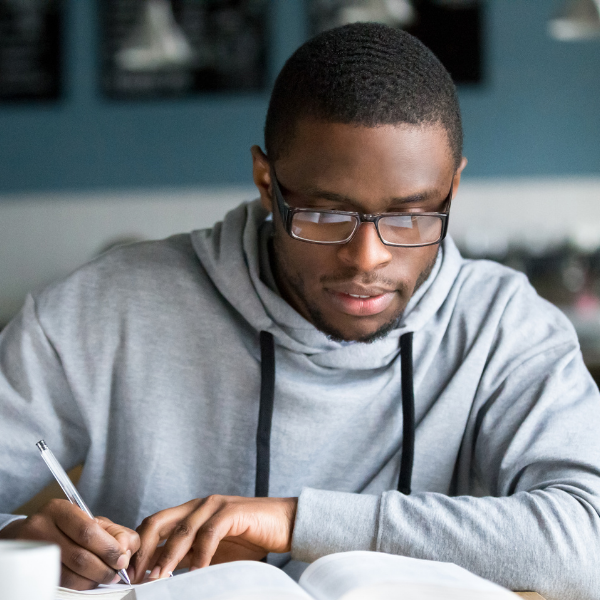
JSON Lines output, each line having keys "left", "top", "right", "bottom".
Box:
{"left": 1, "top": 23, "right": 599, "bottom": 599}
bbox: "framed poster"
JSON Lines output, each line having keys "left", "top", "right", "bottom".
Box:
{"left": 100, "top": 0, "right": 269, "bottom": 99}
{"left": 0, "top": 0, "right": 63, "bottom": 101}
{"left": 309, "top": 0, "right": 483, "bottom": 84}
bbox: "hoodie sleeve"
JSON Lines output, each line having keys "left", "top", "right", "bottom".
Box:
{"left": 291, "top": 301, "right": 600, "bottom": 600}
{"left": 0, "top": 295, "right": 88, "bottom": 530}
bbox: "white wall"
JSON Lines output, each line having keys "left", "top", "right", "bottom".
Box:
{"left": 0, "top": 186, "right": 253, "bottom": 325}
{"left": 450, "top": 177, "right": 600, "bottom": 255}
{"left": 1, "top": 177, "right": 599, "bottom": 326}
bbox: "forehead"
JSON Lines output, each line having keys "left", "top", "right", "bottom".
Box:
{"left": 275, "top": 119, "right": 455, "bottom": 200}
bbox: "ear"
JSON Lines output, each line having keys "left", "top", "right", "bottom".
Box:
{"left": 251, "top": 145, "right": 273, "bottom": 212}
{"left": 451, "top": 156, "right": 468, "bottom": 199}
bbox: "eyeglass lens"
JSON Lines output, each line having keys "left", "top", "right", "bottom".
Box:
{"left": 291, "top": 212, "right": 443, "bottom": 245}
{"left": 292, "top": 212, "right": 356, "bottom": 242}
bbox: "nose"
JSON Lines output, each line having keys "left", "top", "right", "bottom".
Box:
{"left": 336, "top": 222, "right": 393, "bottom": 272}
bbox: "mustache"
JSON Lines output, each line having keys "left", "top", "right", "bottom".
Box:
{"left": 319, "top": 270, "right": 407, "bottom": 293}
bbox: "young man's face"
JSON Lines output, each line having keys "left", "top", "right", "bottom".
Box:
{"left": 252, "top": 119, "right": 467, "bottom": 343}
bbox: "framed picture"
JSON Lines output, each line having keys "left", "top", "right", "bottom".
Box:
{"left": 100, "top": 0, "right": 269, "bottom": 99}
{"left": 309, "top": 0, "right": 483, "bottom": 84}
{"left": 0, "top": 0, "right": 63, "bottom": 101}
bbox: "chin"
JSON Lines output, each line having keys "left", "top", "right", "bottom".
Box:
{"left": 313, "top": 312, "right": 403, "bottom": 344}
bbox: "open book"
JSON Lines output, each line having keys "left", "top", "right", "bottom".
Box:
{"left": 55, "top": 551, "right": 524, "bottom": 600}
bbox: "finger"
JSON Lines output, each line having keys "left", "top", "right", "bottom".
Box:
{"left": 132, "top": 500, "right": 201, "bottom": 583}
{"left": 155, "top": 513, "right": 233, "bottom": 578}
{"left": 145, "top": 544, "right": 170, "bottom": 574}
{"left": 208, "top": 538, "right": 266, "bottom": 566}
{"left": 51, "top": 503, "right": 130, "bottom": 572}
{"left": 54, "top": 523, "right": 121, "bottom": 585}
{"left": 191, "top": 516, "right": 267, "bottom": 570}
{"left": 96, "top": 516, "right": 140, "bottom": 557}
{"left": 130, "top": 544, "right": 175, "bottom": 583}
{"left": 149, "top": 497, "right": 228, "bottom": 579}
{"left": 60, "top": 564, "right": 99, "bottom": 591}
{"left": 188, "top": 515, "right": 234, "bottom": 571}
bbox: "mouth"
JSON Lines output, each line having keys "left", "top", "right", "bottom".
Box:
{"left": 326, "top": 286, "right": 396, "bottom": 317}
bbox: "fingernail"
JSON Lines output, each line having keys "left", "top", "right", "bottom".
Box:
{"left": 116, "top": 552, "right": 130, "bottom": 570}
{"left": 111, "top": 574, "right": 120, "bottom": 584}
{"left": 190, "top": 566, "right": 199, "bottom": 572}
{"left": 149, "top": 566, "right": 161, "bottom": 580}
{"left": 127, "top": 565, "right": 136, "bottom": 583}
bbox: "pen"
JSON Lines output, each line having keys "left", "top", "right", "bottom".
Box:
{"left": 36, "top": 439, "right": 132, "bottom": 587}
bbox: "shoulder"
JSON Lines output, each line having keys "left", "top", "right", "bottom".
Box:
{"left": 456, "top": 257, "right": 530, "bottom": 299}
{"left": 452, "top": 257, "right": 579, "bottom": 367}
{"left": 33, "top": 233, "right": 217, "bottom": 329}
{"left": 82, "top": 233, "right": 201, "bottom": 280}
{"left": 459, "top": 257, "right": 570, "bottom": 324}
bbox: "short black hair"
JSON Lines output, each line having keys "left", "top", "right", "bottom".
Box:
{"left": 265, "top": 22, "right": 463, "bottom": 168}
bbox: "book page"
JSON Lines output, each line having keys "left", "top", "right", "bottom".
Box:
{"left": 133, "top": 561, "right": 313, "bottom": 600}
{"left": 299, "top": 552, "right": 517, "bottom": 600}
{"left": 55, "top": 582, "right": 144, "bottom": 599}
{"left": 55, "top": 566, "right": 182, "bottom": 598}
{"left": 55, "top": 584, "right": 135, "bottom": 599}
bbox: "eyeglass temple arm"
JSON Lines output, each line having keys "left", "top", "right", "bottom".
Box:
{"left": 270, "top": 169, "right": 292, "bottom": 229}
{"left": 440, "top": 179, "right": 455, "bottom": 241}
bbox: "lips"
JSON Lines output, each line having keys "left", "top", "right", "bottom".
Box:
{"left": 326, "top": 286, "right": 396, "bottom": 317}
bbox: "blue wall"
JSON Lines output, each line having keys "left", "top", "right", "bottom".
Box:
{"left": 0, "top": 0, "right": 599, "bottom": 195}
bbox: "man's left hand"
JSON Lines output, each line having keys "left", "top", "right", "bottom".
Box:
{"left": 129, "top": 496, "right": 298, "bottom": 583}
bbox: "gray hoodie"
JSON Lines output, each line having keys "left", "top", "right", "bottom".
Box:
{"left": 1, "top": 200, "right": 599, "bottom": 599}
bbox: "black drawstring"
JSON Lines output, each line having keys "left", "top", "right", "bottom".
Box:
{"left": 256, "top": 331, "right": 275, "bottom": 498}
{"left": 255, "top": 330, "right": 415, "bottom": 501}
{"left": 398, "top": 332, "right": 415, "bottom": 495}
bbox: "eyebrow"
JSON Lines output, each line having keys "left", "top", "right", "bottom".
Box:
{"left": 300, "top": 186, "right": 441, "bottom": 208}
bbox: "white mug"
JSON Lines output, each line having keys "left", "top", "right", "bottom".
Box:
{"left": 0, "top": 540, "right": 60, "bottom": 600}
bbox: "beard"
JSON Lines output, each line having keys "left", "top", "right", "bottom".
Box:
{"left": 270, "top": 237, "right": 439, "bottom": 344}
{"left": 306, "top": 300, "right": 402, "bottom": 344}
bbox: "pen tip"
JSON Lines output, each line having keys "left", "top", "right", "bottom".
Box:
{"left": 119, "top": 569, "right": 132, "bottom": 586}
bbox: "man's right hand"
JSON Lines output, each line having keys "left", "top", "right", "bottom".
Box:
{"left": 0, "top": 499, "right": 140, "bottom": 590}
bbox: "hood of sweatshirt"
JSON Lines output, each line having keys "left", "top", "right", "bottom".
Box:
{"left": 190, "top": 200, "right": 463, "bottom": 370}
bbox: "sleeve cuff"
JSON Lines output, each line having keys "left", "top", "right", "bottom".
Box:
{"left": 290, "top": 487, "right": 380, "bottom": 563}
{"left": 0, "top": 515, "right": 26, "bottom": 533}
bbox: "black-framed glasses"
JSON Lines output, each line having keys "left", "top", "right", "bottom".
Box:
{"left": 271, "top": 168, "right": 453, "bottom": 247}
